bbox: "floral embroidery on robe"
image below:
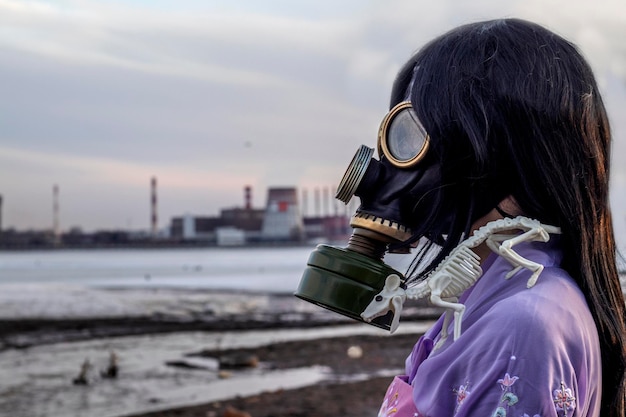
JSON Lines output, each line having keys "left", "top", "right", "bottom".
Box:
{"left": 492, "top": 373, "right": 520, "bottom": 417}
{"left": 453, "top": 382, "right": 471, "bottom": 415}
{"left": 391, "top": 241, "right": 601, "bottom": 417}
{"left": 553, "top": 382, "right": 576, "bottom": 416}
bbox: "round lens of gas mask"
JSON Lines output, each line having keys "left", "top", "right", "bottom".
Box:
{"left": 378, "top": 101, "right": 429, "bottom": 168}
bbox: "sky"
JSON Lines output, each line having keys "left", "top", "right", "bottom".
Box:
{"left": 1, "top": 0, "right": 626, "bottom": 245}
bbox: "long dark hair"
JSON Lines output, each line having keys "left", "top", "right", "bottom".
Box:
{"left": 392, "top": 18, "right": 626, "bottom": 417}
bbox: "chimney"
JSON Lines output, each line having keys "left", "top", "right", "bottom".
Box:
{"left": 244, "top": 185, "right": 252, "bottom": 210}
{"left": 314, "top": 187, "right": 321, "bottom": 217}
{"left": 323, "top": 187, "right": 330, "bottom": 217}
{"left": 151, "top": 177, "right": 157, "bottom": 236}
{"left": 301, "top": 188, "right": 308, "bottom": 217}
{"left": 53, "top": 185, "right": 60, "bottom": 244}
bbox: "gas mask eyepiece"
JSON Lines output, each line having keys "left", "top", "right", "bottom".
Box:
{"left": 295, "top": 101, "right": 434, "bottom": 330}
{"left": 378, "top": 101, "right": 430, "bottom": 168}
{"left": 336, "top": 101, "right": 430, "bottom": 205}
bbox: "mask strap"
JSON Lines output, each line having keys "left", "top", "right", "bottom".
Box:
{"left": 495, "top": 205, "right": 515, "bottom": 218}
{"left": 404, "top": 65, "right": 420, "bottom": 101}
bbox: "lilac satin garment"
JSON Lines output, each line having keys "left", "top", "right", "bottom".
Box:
{"left": 380, "top": 240, "right": 602, "bottom": 417}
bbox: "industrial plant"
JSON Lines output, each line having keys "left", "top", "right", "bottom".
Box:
{"left": 170, "top": 185, "right": 353, "bottom": 246}
{"left": 0, "top": 179, "right": 356, "bottom": 249}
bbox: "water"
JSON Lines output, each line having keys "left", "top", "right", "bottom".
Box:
{"left": 0, "top": 247, "right": 318, "bottom": 292}
{"left": 0, "top": 246, "right": 421, "bottom": 417}
{"left": 0, "top": 247, "right": 415, "bottom": 320}
{"left": 0, "top": 246, "right": 414, "bottom": 290}
{"left": 0, "top": 247, "right": 623, "bottom": 417}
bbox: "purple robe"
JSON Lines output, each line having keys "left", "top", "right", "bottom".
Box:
{"left": 378, "top": 240, "right": 601, "bottom": 417}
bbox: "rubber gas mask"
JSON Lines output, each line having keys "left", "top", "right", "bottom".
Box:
{"left": 295, "top": 101, "right": 442, "bottom": 330}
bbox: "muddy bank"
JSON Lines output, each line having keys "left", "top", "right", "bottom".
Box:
{"left": 0, "top": 320, "right": 434, "bottom": 417}
{"left": 0, "top": 314, "right": 344, "bottom": 350}
{"left": 120, "top": 332, "right": 423, "bottom": 417}
{"left": 125, "top": 376, "right": 396, "bottom": 417}
{"left": 0, "top": 290, "right": 440, "bottom": 351}
{"left": 0, "top": 286, "right": 438, "bottom": 417}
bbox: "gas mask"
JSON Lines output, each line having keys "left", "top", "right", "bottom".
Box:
{"left": 295, "top": 100, "right": 441, "bottom": 330}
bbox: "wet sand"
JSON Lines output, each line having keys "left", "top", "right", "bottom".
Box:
{"left": 120, "top": 332, "right": 423, "bottom": 417}
{"left": 1, "top": 319, "right": 428, "bottom": 417}
{"left": 0, "top": 290, "right": 437, "bottom": 417}
{"left": 125, "top": 377, "right": 396, "bottom": 417}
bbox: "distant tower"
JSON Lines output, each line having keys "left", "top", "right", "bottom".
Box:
{"left": 323, "top": 187, "right": 330, "bottom": 217}
{"left": 53, "top": 185, "right": 60, "bottom": 241}
{"left": 314, "top": 187, "right": 321, "bottom": 217}
{"left": 151, "top": 177, "right": 158, "bottom": 236}
{"left": 244, "top": 185, "right": 252, "bottom": 210}
{"left": 301, "top": 188, "right": 308, "bottom": 217}
{"left": 0, "top": 194, "right": 3, "bottom": 231}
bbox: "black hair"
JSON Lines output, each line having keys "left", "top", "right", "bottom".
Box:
{"left": 392, "top": 18, "right": 626, "bottom": 417}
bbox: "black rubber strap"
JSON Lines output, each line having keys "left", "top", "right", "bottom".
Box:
{"left": 496, "top": 205, "right": 515, "bottom": 218}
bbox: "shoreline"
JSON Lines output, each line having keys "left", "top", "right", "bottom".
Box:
{"left": 117, "top": 331, "right": 425, "bottom": 417}
{"left": 122, "top": 376, "right": 398, "bottom": 417}
{"left": 0, "top": 312, "right": 437, "bottom": 351}
{"left": 0, "top": 317, "right": 431, "bottom": 417}
{"left": 0, "top": 301, "right": 435, "bottom": 417}
{"left": 0, "top": 314, "right": 348, "bottom": 351}
{"left": 0, "top": 280, "right": 439, "bottom": 417}
{"left": 0, "top": 287, "right": 441, "bottom": 352}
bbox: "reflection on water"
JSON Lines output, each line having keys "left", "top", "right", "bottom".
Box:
{"left": 0, "top": 247, "right": 318, "bottom": 293}
{"left": 0, "top": 323, "right": 433, "bottom": 417}
{"left": 0, "top": 247, "right": 416, "bottom": 290}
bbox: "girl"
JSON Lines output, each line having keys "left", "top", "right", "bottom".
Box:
{"left": 377, "top": 18, "right": 626, "bottom": 417}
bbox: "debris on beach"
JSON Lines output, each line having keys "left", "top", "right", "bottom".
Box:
{"left": 165, "top": 351, "right": 258, "bottom": 372}
{"left": 218, "top": 370, "right": 232, "bottom": 379}
{"left": 166, "top": 357, "right": 220, "bottom": 371}
{"left": 347, "top": 345, "right": 363, "bottom": 359}
{"left": 72, "top": 358, "right": 92, "bottom": 385}
{"left": 101, "top": 351, "right": 119, "bottom": 378}
{"left": 222, "top": 405, "right": 252, "bottom": 417}
{"left": 218, "top": 353, "right": 259, "bottom": 369}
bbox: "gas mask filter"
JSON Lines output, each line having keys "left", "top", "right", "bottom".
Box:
{"left": 295, "top": 101, "right": 431, "bottom": 330}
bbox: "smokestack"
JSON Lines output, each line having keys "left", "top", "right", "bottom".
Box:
{"left": 301, "top": 188, "right": 308, "bottom": 217}
{"left": 244, "top": 185, "right": 252, "bottom": 210}
{"left": 0, "top": 194, "right": 3, "bottom": 232}
{"left": 53, "top": 185, "right": 60, "bottom": 241}
{"left": 323, "top": 187, "right": 330, "bottom": 217}
{"left": 314, "top": 187, "right": 321, "bottom": 217}
{"left": 151, "top": 177, "right": 157, "bottom": 236}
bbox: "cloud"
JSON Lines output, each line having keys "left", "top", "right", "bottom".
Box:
{"left": 1, "top": 0, "right": 625, "bottom": 232}
{"left": 0, "top": 145, "right": 259, "bottom": 189}
{"left": 0, "top": 0, "right": 358, "bottom": 87}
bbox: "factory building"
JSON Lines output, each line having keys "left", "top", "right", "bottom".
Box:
{"left": 171, "top": 207, "right": 265, "bottom": 244}
{"left": 169, "top": 185, "right": 350, "bottom": 245}
{"left": 170, "top": 185, "right": 265, "bottom": 244}
{"left": 260, "top": 187, "right": 303, "bottom": 241}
